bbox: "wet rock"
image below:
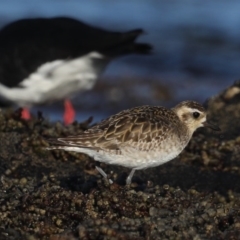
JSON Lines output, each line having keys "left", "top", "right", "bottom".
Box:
{"left": 1, "top": 82, "right": 240, "bottom": 239}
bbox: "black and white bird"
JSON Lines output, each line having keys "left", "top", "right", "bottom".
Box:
{"left": 0, "top": 17, "right": 152, "bottom": 124}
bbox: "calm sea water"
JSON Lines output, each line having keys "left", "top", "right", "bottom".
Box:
{"left": 1, "top": 0, "right": 239, "bottom": 123}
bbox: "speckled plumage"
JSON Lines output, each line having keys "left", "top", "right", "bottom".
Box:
{"left": 47, "top": 101, "right": 219, "bottom": 184}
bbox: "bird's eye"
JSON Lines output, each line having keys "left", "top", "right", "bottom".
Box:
{"left": 193, "top": 112, "right": 200, "bottom": 118}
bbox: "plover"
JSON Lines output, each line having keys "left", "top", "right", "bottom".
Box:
{"left": 47, "top": 101, "right": 220, "bottom": 184}
{"left": 0, "top": 17, "right": 152, "bottom": 124}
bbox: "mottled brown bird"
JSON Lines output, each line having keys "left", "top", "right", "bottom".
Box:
{"left": 47, "top": 101, "right": 219, "bottom": 184}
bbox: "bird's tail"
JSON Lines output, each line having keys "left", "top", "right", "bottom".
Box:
{"left": 0, "top": 83, "right": 14, "bottom": 106}
{"left": 106, "top": 29, "right": 152, "bottom": 56}
{"left": 45, "top": 138, "right": 68, "bottom": 150}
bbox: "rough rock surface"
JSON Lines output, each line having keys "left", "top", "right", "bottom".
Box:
{"left": 1, "top": 82, "right": 240, "bottom": 239}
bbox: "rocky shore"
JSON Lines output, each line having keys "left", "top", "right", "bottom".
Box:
{"left": 1, "top": 82, "right": 240, "bottom": 240}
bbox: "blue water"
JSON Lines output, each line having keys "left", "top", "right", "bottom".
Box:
{"left": 0, "top": 0, "right": 239, "bottom": 123}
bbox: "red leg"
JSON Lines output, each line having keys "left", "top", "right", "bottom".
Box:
{"left": 63, "top": 99, "right": 75, "bottom": 125}
{"left": 21, "top": 108, "right": 31, "bottom": 120}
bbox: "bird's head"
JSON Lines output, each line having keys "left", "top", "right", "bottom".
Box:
{"left": 172, "top": 101, "right": 220, "bottom": 134}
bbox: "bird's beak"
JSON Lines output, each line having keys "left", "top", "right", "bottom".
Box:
{"left": 203, "top": 121, "right": 221, "bottom": 131}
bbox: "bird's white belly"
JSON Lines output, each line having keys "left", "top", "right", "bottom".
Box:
{"left": 0, "top": 52, "right": 107, "bottom": 107}
{"left": 60, "top": 142, "right": 185, "bottom": 170}
{"left": 106, "top": 147, "right": 183, "bottom": 169}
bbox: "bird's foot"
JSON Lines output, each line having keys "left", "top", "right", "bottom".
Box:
{"left": 63, "top": 99, "right": 76, "bottom": 125}
{"left": 21, "top": 108, "right": 31, "bottom": 120}
{"left": 95, "top": 166, "right": 113, "bottom": 184}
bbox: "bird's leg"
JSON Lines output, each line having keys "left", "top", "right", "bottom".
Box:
{"left": 21, "top": 108, "right": 31, "bottom": 120}
{"left": 95, "top": 166, "right": 113, "bottom": 184}
{"left": 126, "top": 169, "right": 136, "bottom": 185}
{"left": 63, "top": 99, "right": 75, "bottom": 125}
